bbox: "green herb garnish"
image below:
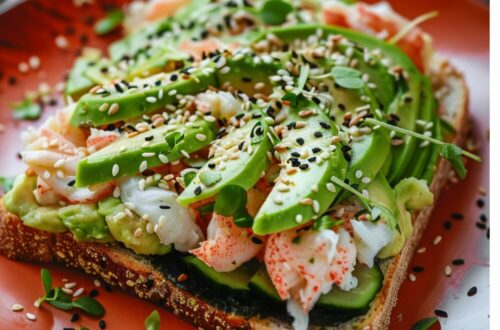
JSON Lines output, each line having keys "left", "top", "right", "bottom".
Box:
{"left": 312, "top": 215, "right": 344, "bottom": 231}
{"left": 260, "top": 0, "right": 293, "bottom": 25}
{"left": 12, "top": 97, "right": 42, "bottom": 120}
{"left": 411, "top": 317, "right": 439, "bottom": 330}
{"left": 214, "top": 185, "right": 253, "bottom": 227}
{"left": 183, "top": 171, "right": 197, "bottom": 187}
{"left": 95, "top": 10, "right": 124, "bottom": 35}
{"left": 145, "top": 310, "right": 161, "bottom": 330}
{"left": 365, "top": 118, "right": 481, "bottom": 179}
{"left": 37, "top": 268, "right": 105, "bottom": 316}
{"left": 331, "top": 66, "right": 364, "bottom": 89}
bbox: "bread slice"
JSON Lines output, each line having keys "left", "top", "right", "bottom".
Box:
{"left": 0, "top": 59, "right": 468, "bottom": 330}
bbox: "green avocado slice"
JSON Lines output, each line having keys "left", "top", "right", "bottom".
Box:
{"left": 253, "top": 100, "right": 348, "bottom": 235}
{"left": 76, "top": 118, "right": 217, "bottom": 187}
{"left": 178, "top": 116, "right": 275, "bottom": 206}
{"left": 65, "top": 50, "right": 102, "bottom": 99}
{"left": 70, "top": 68, "right": 218, "bottom": 127}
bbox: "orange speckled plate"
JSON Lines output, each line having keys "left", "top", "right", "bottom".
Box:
{"left": 0, "top": 0, "right": 489, "bottom": 329}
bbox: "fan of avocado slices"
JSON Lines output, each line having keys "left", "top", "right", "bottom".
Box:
{"left": 6, "top": 0, "right": 481, "bottom": 327}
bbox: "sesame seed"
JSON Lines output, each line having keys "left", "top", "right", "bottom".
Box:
{"left": 26, "top": 312, "right": 36, "bottom": 321}
{"left": 168, "top": 89, "right": 178, "bottom": 96}
{"left": 274, "top": 196, "right": 283, "bottom": 205}
{"left": 94, "top": 279, "right": 101, "bottom": 287}
{"left": 195, "top": 133, "right": 207, "bottom": 141}
{"left": 417, "top": 247, "right": 426, "bottom": 254}
{"left": 181, "top": 150, "right": 190, "bottom": 158}
{"left": 64, "top": 282, "right": 76, "bottom": 289}
{"left": 112, "top": 164, "right": 120, "bottom": 177}
{"left": 134, "top": 227, "right": 143, "bottom": 238}
{"left": 444, "top": 265, "right": 452, "bottom": 276}
{"left": 55, "top": 35, "right": 69, "bottom": 49}
{"left": 326, "top": 183, "right": 336, "bottom": 192}
{"left": 408, "top": 273, "right": 416, "bottom": 282}
{"left": 139, "top": 161, "right": 148, "bottom": 172}
{"left": 18, "top": 62, "right": 29, "bottom": 73}
{"left": 11, "top": 304, "right": 24, "bottom": 311}
{"left": 108, "top": 103, "right": 119, "bottom": 115}
{"left": 361, "top": 177, "right": 371, "bottom": 184}
{"left": 138, "top": 179, "right": 146, "bottom": 191}
{"left": 355, "top": 170, "right": 363, "bottom": 179}
{"left": 62, "top": 288, "right": 73, "bottom": 295}
{"left": 146, "top": 96, "right": 157, "bottom": 103}
{"left": 142, "top": 152, "right": 155, "bottom": 158}
{"left": 73, "top": 287, "right": 84, "bottom": 297}
{"left": 434, "top": 309, "right": 448, "bottom": 318}
{"left": 158, "top": 154, "right": 169, "bottom": 163}
{"left": 433, "top": 235, "right": 442, "bottom": 245}
{"left": 452, "top": 258, "right": 465, "bottom": 265}
{"left": 312, "top": 200, "right": 320, "bottom": 213}
{"left": 467, "top": 286, "right": 477, "bottom": 296}
{"left": 295, "top": 214, "right": 303, "bottom": 223}
{"left": 113, "top": 186, "right": 121, "bottom": 198}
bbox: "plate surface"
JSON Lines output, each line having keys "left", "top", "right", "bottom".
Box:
{"left": 0, "top": 0, "right": 489, "bottom": 329}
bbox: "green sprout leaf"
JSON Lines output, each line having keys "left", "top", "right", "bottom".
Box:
{"left": 95, "top": 10, "right": 124, "bottom": 35}
{"left": 440, "top": 143, "right": 467, "bottom": 179}
{"left": 260, "top": 0, "right": 293, "bottom": 25}
{"left": 183, "top": 171, "right": 197, "bottom": 187}
{"left": 72, "top": 296, "right": 105, "bottom": 316}
{"left": 411, "top": 317, "right": 439, "bottom": 330}
{"left": 197, "top": 202, "right": 214, "bottom": 216}
{"left": 214, "top": 185, "right": 253, "bottom": 227}
{"left": 145, "top": 310, "right": 161, "bottom": 330}
{"left": 12, "top": 98, "right": 42, "bottom": 120}
{"left": 41, "top": 268, "right": 53, "bottom": 296}
{"left": 331, "top": 66, "right": 364, "bottom": 89}
{"left": 312, "top": 215, "right": 344, "bottom": 231}
{"left": 0, "top": 176, "right": 15, "bottom": 193}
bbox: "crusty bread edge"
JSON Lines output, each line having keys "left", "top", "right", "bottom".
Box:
{"left": 0, "top": 60, "right": 468, "bottom": 330}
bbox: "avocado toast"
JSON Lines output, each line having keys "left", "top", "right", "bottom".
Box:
{"left": 0, "top": 0, "right": 477, "bottom": 329}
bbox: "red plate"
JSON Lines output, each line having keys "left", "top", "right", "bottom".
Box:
{"left": 0, "top": 0, "right": 489, "bottom": 329}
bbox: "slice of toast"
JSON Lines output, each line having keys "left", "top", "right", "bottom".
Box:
{"left": 0, "top": 59, "right": 468, "bottom": 330}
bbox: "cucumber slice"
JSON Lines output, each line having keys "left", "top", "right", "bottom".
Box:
{"left": 249, "top": 267, "right": 282, "bottom": 303}
{"left": 182, "top": 256, "right": 259, "bottom": 292}
{"left": 317, "top": 263, "right": 383, "bottom": 311}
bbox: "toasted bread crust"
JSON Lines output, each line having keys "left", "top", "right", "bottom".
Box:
{"left": 0, "top": 61, "right": 468, "bottom": 330}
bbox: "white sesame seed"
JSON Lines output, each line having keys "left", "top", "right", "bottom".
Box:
{"left": 113, "top": 186, "right": 121, "bottom": 198}
{"left": 139, "top": 179, "right": 146, "bottom": 191}
{"left": 108, "top": 103, "right": 119, "bottom": 115}
{"left": 11, "top": 304, "right": 24, "bottom": 311}
{"left": 98, "top": 103, "right": 110, "bottom": 112}
{"left": 146, "top": 96, "right": 157, "bottom": 103}
{"left": 355, "top": 170, "right": 363, "bottom": 179}
{"left": 73, "top": 287, "right": 84, "bottom": 297}
{"left": 362, "top": 189, "right": 369, "bottom": 197}
{"left": 139, "top": 160, "right": 148, "bottom": 172}
{"left": 204, "top": 115, "right": 216, "bottom": 122}
{"left": 312, "top": 200, "right": 320, "bottom": 213}
{"left": 445, "top": 265, "right": 452, "bottom": 276}
{"left": 33, "top": 299, "right": 41, "bottom": 308}
{"left": 326, "top": 183, "right": 336, "bottom": 193}
{"left": 142, "top": 152, "right": 155, "bottom": 158}
{"left": 55, "top": 35, "right": 69, "bottom": 49}
{"left": 219, "top": 66, "right": 230, "bottom": 74}
{"left": 146, "top": 222, "right": 154, "bottom": 233}
{"left": 295, "top": 214, "right": 303, "bottom": 223}
{"left": 417, "top": 247, "right": 426, "bottom": 254}
{"left": 158, "top": 154, "right": 169, "bottom": 163}
{"left": 61, "top": 288, "right": 73, "bottom": 295}
{"left": 112, "top": 164, "right": 120, "bottom": 177}
{"left": 64, "top": 282, "right": 76, "bottom": 289}
{"left": 181, "top": 150, "right": 190, "bottom": 158}
{"left": 114, "top": 211, "right": 126, "bottom": 221}
{"left": 134, "top": 227, "right": 143, "bottom": 238}
{"left": 195, "top": 133, "right": 207, "bottom": 141}
{"left": 18, "top": 62, "right": 29, "bottom": 73}
{"left": 158, "top": 89, "right": 164, "bottom": 100}
{"left": 274, "top": 196, "right": 283, "bottom": 205}
{"left": 312, "top": 184, "right": 319, "bottom": 193}
{"left": 433, "top": 235, "right": 442, "bottom": 245}
{"left": 26, "top": 313, "right": 36, "bottom": 321}
{"left": 408, "top": 273, "right": 416, "bottom": 282}
{"left": 362, "top": 177, "right": 371, "bottom": 184}
{"left": 168, "top": 89, "right": 177, "bottom": 96}
{"left": 29, "top": 56, "right": 41, "bottom": 70}
{"left": 94, "top": 279, "right": 101, "bottom": 287}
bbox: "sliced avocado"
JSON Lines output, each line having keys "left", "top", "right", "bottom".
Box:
{"left": 182, "top": 255, "right": 260, "bottom": 292}
{"left": 3, "top": 174, "right": 38, "bottom": 217}
{"left": 58, "top": 204, "right": 114, "bottom": 242}
{"left": 248, "top": 267, "right": 282, "bottom": 302}
{"left": 178, "top": 116, "right": 274, "bottom": 206}
{"left": 253, "top": 100, "right": 348, "bottom": 235}
{"left": 83, "top": 57, "right": 126, "bottom": 86}
{"left": 76, "top": 118, "right": 217, "bottom": 187}
{"left": 22, "top": 206, "right": 67, "bottom": 233}
{"left": 65, "top": 49, "right": 101, "bottom": 98}
{"left": 70, "top": 69, "right": 218, "bottom": 127}
{"left": 316, "top": 263, "right": 383, "bottom": 312}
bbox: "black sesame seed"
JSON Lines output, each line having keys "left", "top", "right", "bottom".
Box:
{"left": 291, "top": 152, "right": 300, "bottom": 157}
{"left": 319, "top": 122, "right": 331, "bottom": 129}
{"left": 99, "top": 320, "right": 107, "bottom": 329}
{"left": 480, "top": 214, "right": 487, "bottom": 222}
{"left": 308, "top": 157, "right": 316, "bottom": 163}
{"left": 251, "top": 237, "right": 263, "bottom": 244}
{"left": 145, "top": 135, "right": 154, "bottom": 141}
{"left": 238, "top": 141, "right": 244, "bottom": 151}
{"left": 476, "top": 222, "right": 487, "bottom": 230}
{"left": 434, "top": 309, "right": 448, "bottom": 318}
{"left": 208, "top": 163, "right": 216, "bottom": 169}
{"left": 299, "top": 164, "right": 309, "bottom": 170}
{"left": 452, "top": 259, "right": 465, "bottom": 265}
{"left": 296, "top": 138, "right": 304, "bottom": 145}
{"left": 467, "top": 286, "right": 478, "bottom": 296}
{"left": 451, "top": 212, "right": 464, "bottom": 220}
{"left": 241, "top": 77, "right": 252, "bottom": 82}
{"left": 8, "top": 76, "right": 17, "bottom": 85}
{"left": 89, "top": 289, "right": 99, "bottom": 297}
{"left": 70, "top": 313, "right": 80, "bottom": 322}
{"left": 312, "top": 147, "right": 321, "bottom": 154}
{"left": 412, "top": 266, "right": 424, "bottom": 273}
{"left": 67, "top": 180, "right": 76, "bottom": 187}
{"left": 159, "top": 205, "right": 171, "bottom": 209}
{"left": 443, "top": 220, "right": 452, "bottom": 230}
{"left": 194, "top": 186, "right": 202, "bottom": 195}
{"left": 287, "top": 122, "right": 296, "bottom": 130}
{"left": 476, "top": 199, "right": 485, "bottom": 208}
{"left": 114, "top": 83, "right": 124, "bottom": 93}
{"left": 314, "top": 131, "right": 323, "bottom": 138}
{"left": 146, "top": 278, "right": 155, "bottom": 288}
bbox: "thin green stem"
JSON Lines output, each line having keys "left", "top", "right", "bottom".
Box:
{"left": 329, "top": 175, "right": 371, "bottom": 208}
{"left": 365, "top": 118, "right": 481, "bottom": 162}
